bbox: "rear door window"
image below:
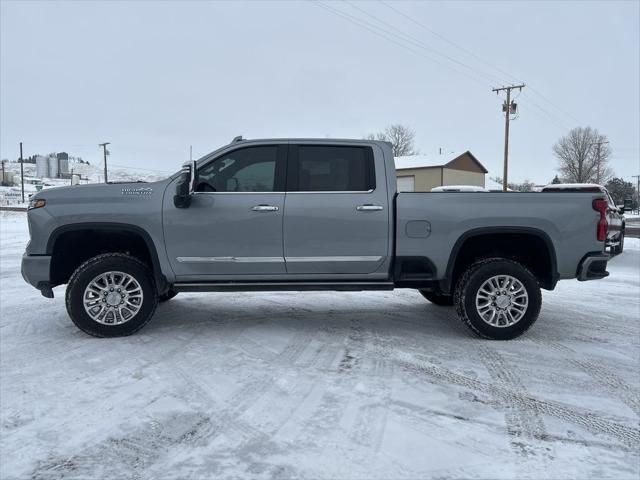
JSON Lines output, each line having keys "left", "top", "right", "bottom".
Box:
{"left": 288, "top": 145, "right": 375, "bottom": 192}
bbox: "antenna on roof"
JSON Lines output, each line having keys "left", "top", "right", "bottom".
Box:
{"left": 232, "top": 135, "right": 244, "bottom": 143}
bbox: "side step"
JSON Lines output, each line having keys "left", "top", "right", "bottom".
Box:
{"left": 173, "top": 281, "right": 395, "bottom": 293}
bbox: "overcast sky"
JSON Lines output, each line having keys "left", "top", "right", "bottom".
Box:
{"left": 1, "top": 0, "right": 638, "bottom": 184}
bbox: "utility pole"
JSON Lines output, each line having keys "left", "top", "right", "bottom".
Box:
{"left": 19, "top": 142, "right": 25, "bottom": 202}
{"left": 99, "top": 142, "right": 110, "bottom": 184}
{"left": 70, "top": 168, "right": 74, "bottom": 186}
{"left": 492, "top": 84, "right": 525, "bottom": 191}
{"left": 590, "top": 141, "right": 609, "bottom": 185}
{"left": 633, "top": 175, "right": 640, "bottom": 214}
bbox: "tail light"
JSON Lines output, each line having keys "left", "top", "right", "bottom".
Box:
{"left": 592, "top": 198, "right": 608, "bottom": 242}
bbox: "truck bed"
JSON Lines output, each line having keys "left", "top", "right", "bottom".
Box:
{"left": 395, "top": 191, "right": 605, "bottom": 282}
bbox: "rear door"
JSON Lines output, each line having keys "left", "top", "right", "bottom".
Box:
{"left": 163, "top": 144, "right": 287, "bottom": 277}
{"left": 283, "top": 143, "right": 390, "bottom": 275}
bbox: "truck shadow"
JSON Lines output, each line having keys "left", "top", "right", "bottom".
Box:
{"left": 144, "top": 292, "right": 472, "bottom": 340}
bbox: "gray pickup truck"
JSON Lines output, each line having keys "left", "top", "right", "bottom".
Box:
{"left": 22, "top": 138, "right": 611, "bottom": 340}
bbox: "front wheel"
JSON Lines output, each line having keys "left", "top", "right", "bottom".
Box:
{"left": 66, "top": 253, "right": 158, "bottom": 337}
{"left": 454, "top": 258, "right": 541, "bottom": 340}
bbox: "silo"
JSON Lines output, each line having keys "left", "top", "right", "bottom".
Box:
{"left": 48, "top": 156, "right": 58, "bottom": 178}
{"left": 56, "top": 152, "right": 69, "bottom": 176}
{"left": 58, "top": 158, "right": 69, "bottom": 175}
{"left": 36, "top": 156, "right": 50, "bottom": 178}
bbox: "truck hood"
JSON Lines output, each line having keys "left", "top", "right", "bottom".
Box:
{"left": 32, "top": 179, "right": 173, "bottom": 204}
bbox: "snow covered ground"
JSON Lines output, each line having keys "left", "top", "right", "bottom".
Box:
{"left": 1, "top": 212, "right": 639, "bottom": 479}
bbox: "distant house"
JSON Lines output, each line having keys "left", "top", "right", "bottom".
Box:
{"left": 395, "top": 151, "right": 488, "bottom": 192}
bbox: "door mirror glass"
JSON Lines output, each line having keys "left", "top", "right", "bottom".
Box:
{"left": 617, "top": 205, "right": 625, "bottom": 214}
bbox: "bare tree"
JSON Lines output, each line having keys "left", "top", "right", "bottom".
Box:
{"left": 490, "top": 176, "right": 536, "bottom": 192}
{"left": 367, "top": 124, "right": 417, "bottom": 156}
{"left": 553, "top": 127, "right": 613, "bottom": 184}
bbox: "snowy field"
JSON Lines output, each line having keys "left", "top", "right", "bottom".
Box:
{"left": 1, "top": 212, "right": 639, "bottom": 480}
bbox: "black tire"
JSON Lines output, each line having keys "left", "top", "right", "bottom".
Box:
{"left": 159, "top": 289, "right": 178, "bottom": 303}
{"left": 418, "top": 290, "right": 454, "bottom": 306}
{"left": 65, "top": 253, "right": 158, "bottom": 338}
{"left": 613, "top": 231, "right": 624, "bottom": 254}
{"left": 454, "top": 258, "right": 542, "bottom": 340}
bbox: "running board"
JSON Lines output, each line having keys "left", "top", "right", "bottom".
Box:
{"left": 173, "top": 281, "right": 395, "bottom": 293}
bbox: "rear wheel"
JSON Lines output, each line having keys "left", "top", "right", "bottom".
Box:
{"left": 419, "top": 290, "right": 454, "bottom": 306}
{"left": 454, "top": 258, "right": 541, "bottom": 340}
{"left": 66, "top": 253, "right": 158, "bottom": 337}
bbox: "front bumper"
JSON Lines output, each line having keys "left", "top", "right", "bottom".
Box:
{"left": 577, "top": 252, "right": 610, "bottom": 281}
{"left": 21, "top": 254, "right": 54, "bottom": 298}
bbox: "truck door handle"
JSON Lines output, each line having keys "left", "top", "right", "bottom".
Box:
{"left": 356, "top": 204, "right": 384, "bottom": 211}
{"left": 251, "top": 204, "right": 279, "bottom": 212}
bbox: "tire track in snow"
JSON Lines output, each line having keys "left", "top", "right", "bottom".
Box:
{"left": 347, "top": 325, "right": 392, "bottom": 461}
{"left": 167, "top": 326, "right": 321, "bottom": 446}
{"left": 475, "top": 345, "right": 553, "bottom": 463}
{"left": 31, "top": 326, "right": 321, "bottom": 479}
{"left": 394, "top": 353, "right": 640, "bottom": 449}
{"left": 535, "top": 340, "right": 640, "bottom": 418}
{"left": 294, "top": 320, "right": 370, "bottom": 450}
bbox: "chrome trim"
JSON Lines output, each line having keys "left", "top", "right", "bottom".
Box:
{"left": 191, "top": 191, "right": 285, "bottom": 195}
{"left": 285, "top": 256, "right": 383, "bottom": 262}
{"left": 287, "top": 189, "right": 375, "bottom": 194}
{"left": 177, "top": 256, "right": 284, "bottom": 263}
{"left": 190, "top": 190, "right": 374, "bottom": 195}
{"left": 251, "top": 205, "right": 279, "bottom": 212}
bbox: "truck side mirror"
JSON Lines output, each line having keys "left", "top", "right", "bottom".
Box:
{"left": 174, "top": 160, "right": 197, "bottom": 208}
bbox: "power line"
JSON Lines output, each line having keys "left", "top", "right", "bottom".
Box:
{"left": 342, "top": 0, "right": 505, "bottom": 85}
{"left": 313, "top": 1, "right": 490, "bottom": 88}
{"left": 317, "top": 1, "right": 578, "bottom": 135}
{"left": 526, "top": 86, "right": 581, "bottom": 125}
{"left": 378, "top": 1, "right": 584, "bottom": 129}
{"left": 380, "top": 0, "right": 522, "bottom": 85}
{"left": 519, "top": 92, "right": 573, "bottom": 131}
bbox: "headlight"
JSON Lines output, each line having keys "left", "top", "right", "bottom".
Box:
{"left": 28, "top": 198, "right": 46, "bottom": 210}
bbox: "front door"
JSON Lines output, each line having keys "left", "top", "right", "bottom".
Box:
{"left": 283, "top": 144, "right": 390, "bottom": 275}
{"left": 163, "top": 144, "right": 287, "bottom": 278}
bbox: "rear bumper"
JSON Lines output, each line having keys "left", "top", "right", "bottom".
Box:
{"left": 21, "top": 254, "right": 54, "bottom": 298}
{"left": 577, "top": 252, "right": 610, "bottom": 281}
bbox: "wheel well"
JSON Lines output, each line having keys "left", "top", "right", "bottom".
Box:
{"left": 49, "top": 228, "right": 154, "bottom": 287}
{"left": 447, "top": 232, "right": 556, "bottom": 292}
